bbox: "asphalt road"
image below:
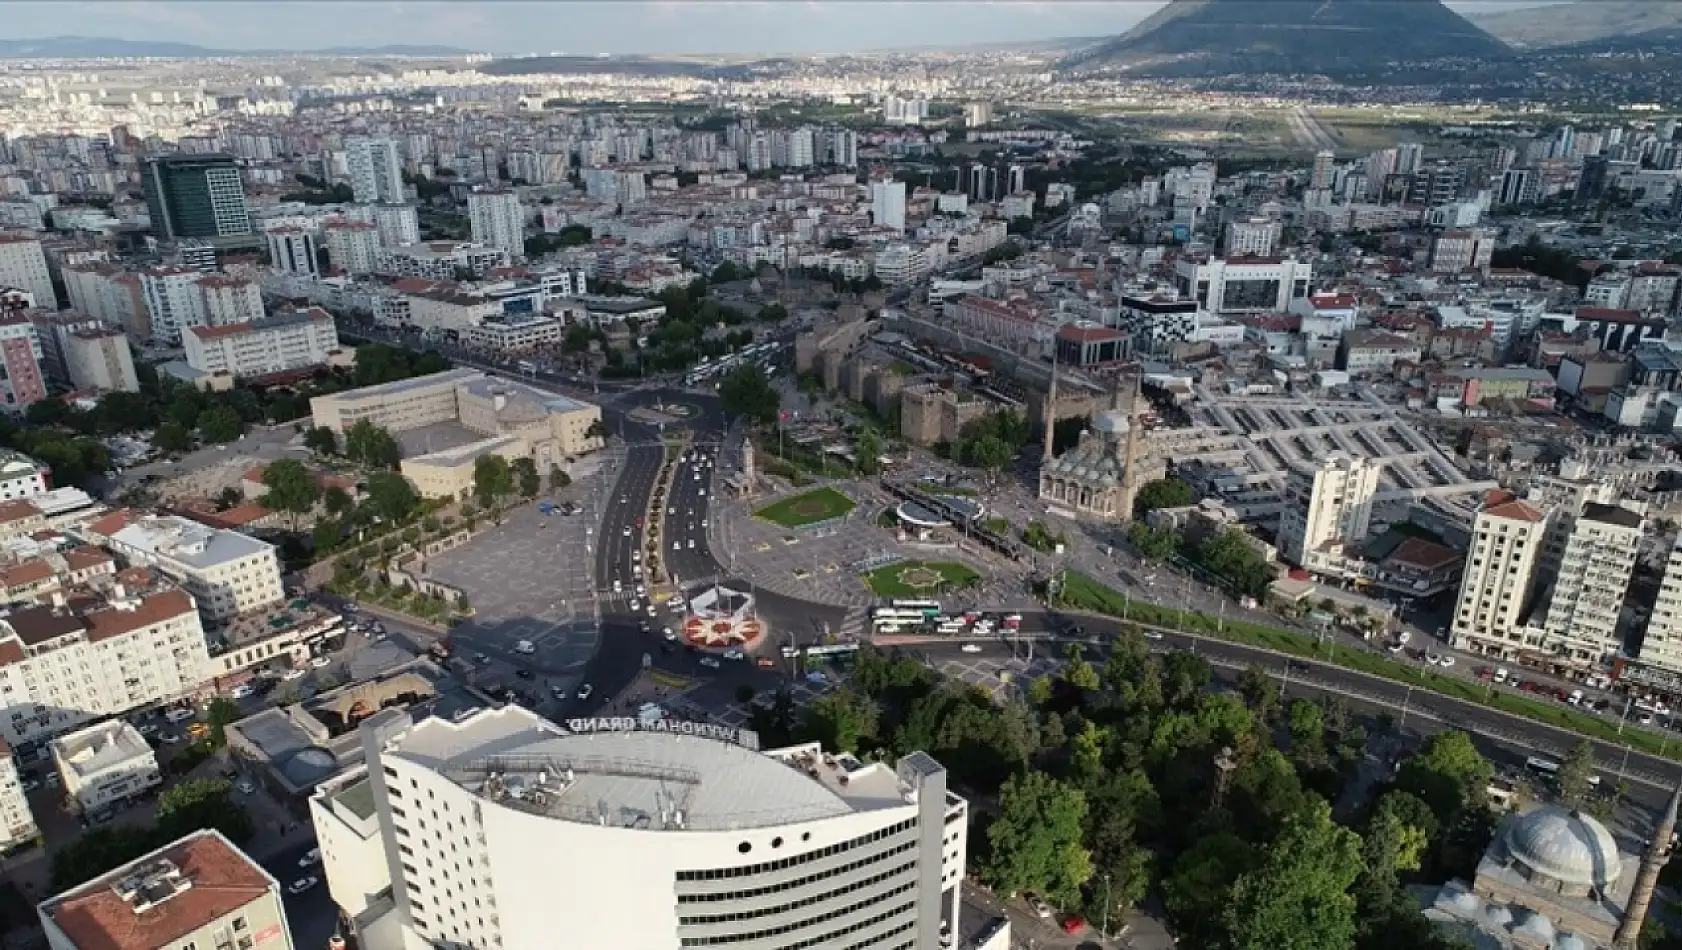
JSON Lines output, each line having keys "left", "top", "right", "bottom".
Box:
{"left": 661, "top": 444, "right": 720, "bottom": 584}
{"left": 267, "top": 840, "right": 341, "bottom": 949}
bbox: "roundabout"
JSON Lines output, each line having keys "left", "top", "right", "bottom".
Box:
{"left": 674, "top": 583, "right": 767, "bottom": 649}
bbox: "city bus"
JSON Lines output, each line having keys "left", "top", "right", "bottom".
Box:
{"left": 889, "top": 599, "right": 942, "bottom": 615}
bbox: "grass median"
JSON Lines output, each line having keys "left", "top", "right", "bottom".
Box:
{"left": 1055, "top": 570, "right": 1682, "bottom": 763}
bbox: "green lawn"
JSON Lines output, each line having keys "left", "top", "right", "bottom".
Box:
{"left": 755, "top": 487, "right": 857, "bottom": 527}
{"left": 1055, "top": 571, "right": 1682, "bottom": 763}
{"left": 863, "top": 561, "right": 981, "bottom": 599}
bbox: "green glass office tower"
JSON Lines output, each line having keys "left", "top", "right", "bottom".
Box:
{"left": 141, "top": 154, "right": 253, "bottom": 240}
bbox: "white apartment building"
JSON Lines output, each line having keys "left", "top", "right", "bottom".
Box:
{"left": 377, "top": 242, "right": 509, "bottom": 281}
{"left": 0, "top": 450, "right": 48, "bottom": 501}
{"left": 50, "top": 720, "right": 161, "bottom": 814}
{"left": 1225, "top": 218, "right": 1282, "bottom": 257}
{"left": 63, "top": 327, "right": 140, "bottom": 393}
{"left": 347, "top": 137, "right": 407, "bottom": 204}
{"left": 324, "top": 221, "right": 382, "bottom": 275}
{"left": 183, "top": 308, "right": 341, "bottom": 380}
{"left": 459, "top": 314, "right": 564, "bottom": 352}
{"left": 0, "top": 750, "right": 36, "bottom": 851}
{"left": 85, "top": 511, "right": 285, "bottom": 624}
{"left": 1450, "top": 491, "right": 1550, "bottom": 659}
{"left": 198, "top": 275, "right": 265, "bottom": 327}
{"left": 0, "top": 581, "right": 209, "bottom": 750}
{"left": 1173, "top": 255, "right": 1312, "bottom": 314}
{"left": 872, "top": 179, "right": 906, "bottom": 234}
{"left": 1277, "top": 452, "right": 1382, "bottom": 568}
{"left": 139, "top": 267, "right": 207, "bottom": 345}
{"left": 1539, "top": 503, "right": 1644, "bottom": 668}
{"left": 265, "top": 226, "right": 318, "bottom": 278}
{"left": 38, "top": 830, "right": 296, "bottom": 950}
{"left": 1429, "top": 228, "right": 1496, "bottom": 274}
{"left": 0, "top": 235, "right": 58, "bottom": 310}
{"left": 1639, "top": 535, "right": 1682, "bottom": 676}
{"left": 368, "top": 202, "right": 421, "bottom": 247}
{"left": 316, "top": 705, "right": 967, "bottom": 950}
{"left": 467, "top": 190, "right": 525, "bottom": 258}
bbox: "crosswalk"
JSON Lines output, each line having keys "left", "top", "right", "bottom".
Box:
{"left": 833, "top": 606, "right": 869, "bottom": 642}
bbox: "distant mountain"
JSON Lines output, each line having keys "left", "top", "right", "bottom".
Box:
{"left": 1064, "top": 0, "right": 1511, "bottom": 77}
{"left": 0, "top": 36, "right": 471, "bottom": 59}
{"left": 1471, "top": 1, "right": 1682, "bottom": 50}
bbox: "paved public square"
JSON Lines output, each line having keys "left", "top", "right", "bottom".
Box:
{"left": 424, "top": 448, "right": 623, "bottom": 695}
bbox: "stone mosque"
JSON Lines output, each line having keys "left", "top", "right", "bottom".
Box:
{"left": 1421, "top": 782, "right": 1681, "bottom": 950}
{"left": 1037, "top": 363, "right": 1163, "bottom": 523}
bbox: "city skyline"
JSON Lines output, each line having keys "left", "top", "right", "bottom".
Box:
{"left": 4, "top": 0, "right": 1557, "bottom": 57}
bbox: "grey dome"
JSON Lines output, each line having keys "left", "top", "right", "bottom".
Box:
{"left": 1505, "top": 806, "right": 1621, "bottom": 890}
{"left": 1092, "top": 410, "right": 1129, "bottom": 436}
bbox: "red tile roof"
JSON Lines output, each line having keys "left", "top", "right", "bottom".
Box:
{"left": 44, "top": 833, "right": 274, "bottom": 950}
{"left": 1482, "top": 490, "right": 1546, "bottom": 524}
{"left": 0, "top": 500, "right": 42, "bottom": 524}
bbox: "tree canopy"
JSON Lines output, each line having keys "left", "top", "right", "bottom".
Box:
{"left": 719, "top": 364, "right": 780, "bottom": 424}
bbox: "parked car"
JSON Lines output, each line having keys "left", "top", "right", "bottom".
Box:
{"left": 299, "top": 848, "right": 321, "bottom": 867}
{"left": 576, "top": 684, "right": 594, "bottom": 701}
{"left": 236, "top": 780, "right": 256, "bottom": 795}
{"left": 961, "top": 644, "right": 983, "bottom": 654}
{"left": 1028, "top": 895, "right": 1054, "bottom": 919}
{"left": 288, "top": 876, "right": 319, "bottom": 895}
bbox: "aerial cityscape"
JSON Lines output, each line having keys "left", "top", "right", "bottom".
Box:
{"left": 7, "top": 1, "right": 1682, "bottom": 949}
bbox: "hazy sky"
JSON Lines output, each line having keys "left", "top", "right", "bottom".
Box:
{"left": 6, "top": 1, "right": 1555, "bottom": 56}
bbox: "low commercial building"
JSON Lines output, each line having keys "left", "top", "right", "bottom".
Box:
{"left": 50, "top": 720, "right": 161, "bottom": 815}
{"left": 312, "top": 369, "right": 604, "bottom": 499}
{"left": 459, "top": 313, "right": 564, "bottom": 352}
{"left": 308, "top": 368, "right": 484, "bottom": 434}
{"left": 82, "top": 511, "right": 286, "bottom": 624}
{"left": 317, "top": 704, "right": 968, "bottom": 950}
{"left": 37, "top": 829, "right": 295, "bottom": 950}
{"left": 182, "top": 307, "right": 343, "bottom": 381}
{"left": 377, "top": 241, "right": 509, "bottom": 281}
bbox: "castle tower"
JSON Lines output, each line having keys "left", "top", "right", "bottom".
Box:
{"left": 1616, "top": 780, "right": 1682, "bottom": 948}
{"left": 1041, "top": 355, "right": 1060, "bottom": 462}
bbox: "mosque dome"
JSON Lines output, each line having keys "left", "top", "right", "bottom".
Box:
{"left": 1505, "top": 806, "right": 1622, "bottom": 890}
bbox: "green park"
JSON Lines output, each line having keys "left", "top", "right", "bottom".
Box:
{"left": 754, "top": 487, "right": 857, "bottom": 527}
{"left": 861, "top": 560, "right": 981, "bottom": 598}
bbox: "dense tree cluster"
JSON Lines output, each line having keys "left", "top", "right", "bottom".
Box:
{"left": 757, "top": 639, "right": 1489, "bottom": 949}
{"left": 719, "top": 364, "right": 781, "bottom": 424}
{"left": 50, "top": 778, "right": 251, "bottom": 890}
{"left": 949, "top": 411, "right": 1031, "bottom": 475}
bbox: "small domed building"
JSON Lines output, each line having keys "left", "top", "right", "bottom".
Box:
{"left": 1422, "top": 798, "right": 1676, "bottom": 950}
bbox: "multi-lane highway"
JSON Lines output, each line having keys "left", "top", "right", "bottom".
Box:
{"left": 661, "top": 442, "right": 721, "bottom": 585}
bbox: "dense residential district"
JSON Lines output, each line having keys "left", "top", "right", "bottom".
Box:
{"left": 13, "top": 6, "right": 1682, "bottom": 950}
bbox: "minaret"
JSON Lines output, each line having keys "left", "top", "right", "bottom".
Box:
{"left": 1119, "top": 368, "right": 1145, "bottom": 519}
{"left": 1041, "top": 354, "right": 1060, "bottom": 463}
{"left": 1616, "top": 780, "right": 1682, "bottom": 948}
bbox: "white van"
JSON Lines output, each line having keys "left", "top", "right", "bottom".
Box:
{"left": 163, "top": 707, "right": 195, "bottom": 724}
{"left": 514, "top": 640, "right": 536, "bottom": 655}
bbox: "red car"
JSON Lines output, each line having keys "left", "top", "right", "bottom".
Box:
{"left": 1060, "top": 916, "right": 1087, "bottom": 935}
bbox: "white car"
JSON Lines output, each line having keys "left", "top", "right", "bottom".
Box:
{"left": 282, "top": 668, "right": 308, "bottom": 681}
{"left": 672, "top": 541, "right": 681, "bottom": 551}
{"left": 576, "top": 684, "right": 594, "bottom": 701}
{"left": 1493, "top": 667, "right": 1510, "bottom": 683}
{"left": 1396, "top": 630, "right": 1412, "bottom": 644}
{"left": 687, "top": 540, "right": 696, "bottom": 549}
{"left": 1437, "top": 655, "right": 1455, "bottom": 668}
{"left": 309, "top": 655, "right": 332, "bottom": 668}
{"left": 635, "top": 585, "right": 647, "bottom": 597}
{"left": 288, "top": 876, "right": 319, "bottom": 895}
{"left": 723, "top": 649, "right": 745, "bottom": 661}
{"left": 621, "top": 526, "right": 631, "bottom": 537}
{"left": 1028, "top": 896, "right": 1053, "bottom": 919}
{"left": 628, "top": 599, "right": 641, "bottom": 612}
{"left": 299, "top": 848, "right": 321, "bottom": 867}
{"left": 961, "top": 644, "right": 983, "bottom": 654}
{"left": 698, "top": 489, "right": 706, "bottom": 497}
{"left": 698, "top": 656, "right": 721, "bottom": 669}
{"left": 664, "top": 627, "right": 679, "bottom": 640}
{"left": 236, "top": 780, "right": 256, "bottom": 795}
{"left": 647, "top": 604, "right": 658, "bottom": 616}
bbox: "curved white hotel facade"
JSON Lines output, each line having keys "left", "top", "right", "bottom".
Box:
{"left": 310, "top": 705, "right": 969, "bottom": 950}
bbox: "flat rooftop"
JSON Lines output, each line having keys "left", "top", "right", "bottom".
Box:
{"left": 393, "top": 706, "right": 913, "bottom": 832}
{"left": 457, "top": 374, "right": 593, "bottom": 414}
{"left": 102, "top": 514, "right": 273, "bottom": 570}
{"left": 320, "top": 367, "right": 484, "bottom": 403}
{"left": 52, "top": 721, "right": 154, "bottom": 779}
